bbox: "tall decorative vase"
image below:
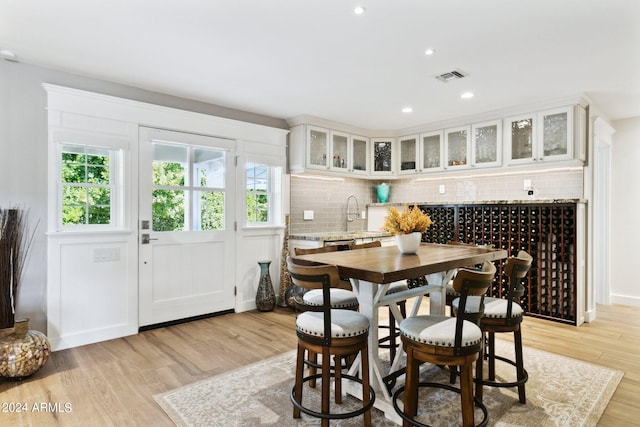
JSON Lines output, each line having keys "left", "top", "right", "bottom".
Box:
{"left": 277, "top": 215, "right": 292, "bottom": 308}
{"left": 255, "top": 261, "right": 276, "bottom": 312}
{"left": 395, "top": 232, "right": 422, "bottom": 254}
{"left": 0, "top": 318, "right": 51, "bottom": 380}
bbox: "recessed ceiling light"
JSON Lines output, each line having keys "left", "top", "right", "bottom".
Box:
{"left": 424, "top": 48, "right": 435, "bottom": 56}
{"left": 402, "top": 107, "right": 413, "bottom": 114}
{"left": 461, "top": 92, "right": 474, "bottom": 99}
{"left": 354, "top": 6, "right": 366, "bottom": 15}
{"left": 0, "top": 49, "right": 17, "bottom": 61}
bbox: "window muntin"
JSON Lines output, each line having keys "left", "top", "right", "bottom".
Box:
{"left": 60, "top": 145, "right": 114, "bottom": 226}
{"left": 151, "top": 142, "right": 225, "bottom": 232}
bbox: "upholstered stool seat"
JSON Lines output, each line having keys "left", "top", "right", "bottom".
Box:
{"left": 303, "top": 289, "right": 358, "bottom": 309}
{"left": 296, "top": 309, "right": 370, "bottom": 338}
{"left": 452, "top": 297, "right": 524, "bottom": 319}
{"left": 400, "top": 315, "right": 483, "bottom": 347}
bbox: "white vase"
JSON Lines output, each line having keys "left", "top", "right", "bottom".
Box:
{"left": 395, "top": 232, "right": 422, "bottom": 254}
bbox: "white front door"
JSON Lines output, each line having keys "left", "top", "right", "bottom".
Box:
{"left": 138, "top": 127, "right": 236, "bottom": 326}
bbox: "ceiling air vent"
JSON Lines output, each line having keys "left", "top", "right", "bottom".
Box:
{"left": 434, "top": 69, "right": 468, "bottom": 83}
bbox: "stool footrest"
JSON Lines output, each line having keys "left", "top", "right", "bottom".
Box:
{"left": 392, "top": 382, "right": 488, "bottom": 427}
{"left": 291, "top": 373, "right": 375, "bottom": 421}
{"left": 476, "top": 354, "right": 529, "bottom": 388}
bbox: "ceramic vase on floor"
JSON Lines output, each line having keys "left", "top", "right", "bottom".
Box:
{"left": 255, "top": 261, "right": 276, "bottom": 312}
{"left": 0, "top": 318, "right": 51, "bottom": 380}
{"left": 395, "top": 232, "right": 422, "bottom": 254}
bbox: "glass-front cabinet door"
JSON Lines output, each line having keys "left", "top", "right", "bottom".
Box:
{"left": 421, "top": 130, "right": 444, "bottom": 172}
{"left": 471, "top": 120, "right": 501, "bottom": 168}
{"left": 330, "top": 130, "right": 349, "bottom": 172}
{"left": 506, "top": 106, "right": 573, "bottom": 165}
{"left": 350, "top": 135, "right": 368, "bottom": 175}
{"left": 305, "top": 125, "right": 330, "bottom": 170}
{"left": 539, "top": 106, "right": 573, "bottom": 162}
{"left": 371, "top": 138, "right": 394, "bottom": 175}
{"left": 504, "top": 113, "right": 536, "bottom": 165}
{"left": 445, "top": 126, "right": 470, "bottom": 169}
{"left": 398, "top": 135, "right": 419, "bottom": 175}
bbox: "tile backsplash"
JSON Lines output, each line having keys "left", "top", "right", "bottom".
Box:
{"left": 290, "top": 168, "right": 583, "bottom": 234}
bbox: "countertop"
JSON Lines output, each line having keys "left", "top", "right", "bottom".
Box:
{"left": 367, "top": 198, "right": 586, "bottom": 207}
{"left": 289, "top": 230, "right": 392, "bottom": 242}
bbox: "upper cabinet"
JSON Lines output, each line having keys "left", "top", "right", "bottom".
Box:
{"left": 398, "top": 135, "right": 419, "bottom": 175}
{"left": 305, "top": 126, "right": 330, "bottom": 170}
{"left": 445, "top": 126, "right": 471, "bottom": 170}
{"left": 288, "top": 101, "right": 586, "bottom": 178}
{"left": 421, "top": 131, "right": 445, "bottom": 172}
{"left": 505, "top": 106, "right": 574, "bottom": 165}
{"left": 350, "top": 135, "right": 369, "bottom": 175}
{"left": 371, "top": 138, "right": 395, "bottom": 176}
{"left": 398, "top": 132, "right": 445, "bottom": 174}
{"left": 471, "top": 120, "right": 502, "bottom": 168}
{"left": 289, "top": 125, "right": 369, "bottom": 175}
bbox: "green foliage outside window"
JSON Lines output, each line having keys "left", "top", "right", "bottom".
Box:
{"left": 61, "top": 150, "right": 111, "bottom": 225}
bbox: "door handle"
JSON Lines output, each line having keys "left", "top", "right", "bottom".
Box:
{"left": 141, "top": 234, "right": 159, "bottom": 244}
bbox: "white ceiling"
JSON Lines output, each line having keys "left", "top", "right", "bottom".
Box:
{"left": 1, "top": 0, "right": 639, "bottom": 131}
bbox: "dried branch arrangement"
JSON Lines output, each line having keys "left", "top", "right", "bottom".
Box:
{"left": 0, "top": 207, "right": 37, "bottom": 329}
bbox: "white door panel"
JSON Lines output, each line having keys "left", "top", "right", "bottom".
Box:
{"left": 139, "top": 127, "right": 235, "bottom": 326}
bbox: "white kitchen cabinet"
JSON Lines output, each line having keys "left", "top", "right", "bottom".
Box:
{"left": 471, "top": 119, "right": 502, "bottom": 168}
{"left": 421, "top": 130, "right": 445, "bottom": 172}
{"left": 398, "top": 132, "right": 445, "bottom": 174}
{"left": 306, "top": 125, "right": 331, "bottom": 170}
{"left": 444, "top": 125, "right": 471, "bottom": 170}
{"left": 398, "top": 134, "right": 419, "bottom": 175}
{"left": 350, "top": 135, "right": 369, "bottom": 175}
{"left": 371, "top": 138, "right": 395, "bottom": 176}
{"left": 330, "top": 131, "right": 369, "bottom": 174}
{"left": 505, "top": 106, "right": 574, "bottom": 165}
{"left": 289, "top": 125, "right": 369, "bottom": 175}
{"left": 330, "top": 130, "right": 350, "bottom": 172}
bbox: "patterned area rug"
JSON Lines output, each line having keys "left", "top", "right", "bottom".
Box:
{"left": 154, "top": 339, "right": 622, "bottom": 426}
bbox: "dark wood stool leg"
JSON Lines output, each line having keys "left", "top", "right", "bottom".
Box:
{"left": 361, "top": 341, "right": 372, "bottom": 427}
{"left": 403, "top": 347, "right": 419, "bottom": 427}
{"left": 475, "top": 333, "right": 484, "bottom": 402}
{"left": 487, "top": 331, "right": 496, "bottom": 381}
{"left": 460, "top": 356, "right": 476, "bottom": 427}
{"left": 293, "top": 343, "right": 305, "bottom": 418}
{"left": 388, "top": 306, "right": 397, "bottom": 362}
{"left": 514, "top": 327, "right": 526, "bottom": 403}
{"left": 335, "top": 354, "right": 342, "bottom": 404}
{"left": 321, "top": 347, "right": 330, "bottom": 427}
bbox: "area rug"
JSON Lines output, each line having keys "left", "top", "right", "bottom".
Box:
{"left": 154, "top": 339, "right": 623, "bottom": 426}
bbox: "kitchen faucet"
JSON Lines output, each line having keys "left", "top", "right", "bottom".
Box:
{"left": 346, "top": 194, "right": 360, "bottom": 231}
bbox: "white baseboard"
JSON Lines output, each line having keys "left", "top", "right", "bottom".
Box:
{"left": 609, "top": 294, "right": 640, "bottom": 307}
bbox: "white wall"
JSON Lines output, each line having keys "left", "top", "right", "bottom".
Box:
{"left": 0, "top": 60, "right": 288, "bottom": 334}
{"left": 610, "top": 117, "right": 640, "bottom": 307}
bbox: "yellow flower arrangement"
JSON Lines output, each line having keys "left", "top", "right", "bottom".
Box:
{"left": 382, "top": 204, "right": 432, "bottom": 235}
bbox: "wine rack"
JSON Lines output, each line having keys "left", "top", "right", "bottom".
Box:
{"left": 418, "top": 203, "right": 577, "bottom": 325}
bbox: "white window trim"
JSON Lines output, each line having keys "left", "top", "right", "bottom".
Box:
{"left": 51, "top": 130, "right": 128, "bottom": 233}
{"left": 243, "top": 158, "right": 283, "bottom": 228}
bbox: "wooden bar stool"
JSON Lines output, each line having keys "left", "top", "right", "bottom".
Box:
{"left": 293, "top": 246, "right": 359, "bottom": 387}
{"left": 287, "top": 256, "right": 374, "bottom": 426}
{"left": 393, "top": 262, "right": 496, "bottom": 427}
{"left": 474, "top": 250, "right": 532, "bottom": 403}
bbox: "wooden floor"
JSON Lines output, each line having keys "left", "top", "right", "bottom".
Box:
{"left": 0, "top": 304, "right": 638, "bottom": 426}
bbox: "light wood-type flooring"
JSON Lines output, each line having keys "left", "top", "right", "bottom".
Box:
{"left": 0, "top": 303, "right": 638, "bottom": 426}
